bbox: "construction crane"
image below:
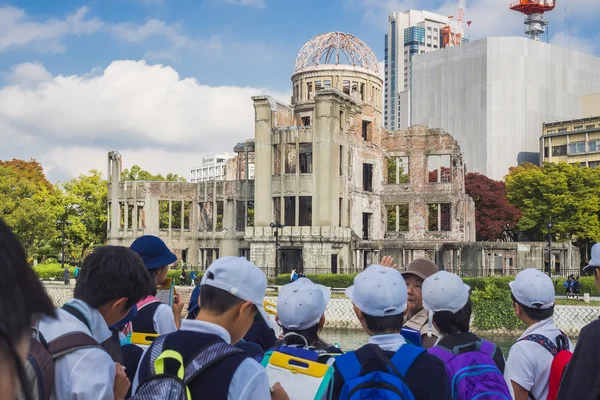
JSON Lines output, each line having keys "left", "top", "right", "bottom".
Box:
{"left": 510, "top": 0, "right": 556, "bottom": 41}
{"left": 442, "top": 0, "right": 467, "bottom": 48}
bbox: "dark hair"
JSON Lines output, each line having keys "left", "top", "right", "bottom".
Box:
{"left": 74, "top": 246, "right": 153, "bottom": 309}
{"left": 433, "top": 299, "right": 472, "bottom": 335}
{"left": 148, "top": 268, "right": 161, "bottom": 296}
{"left": 511, "top": 294, "right": 554, "bottom": 321}
{"left": 0, "top": 218, "right": 56, "bottom": 400}
{"left": 362, "top": 312, "right": 404, "bottom": 333}
{"left": 282, "top": 323, "right": 321, "bottom": 347}
{"left": 199, "top": 272, "right": 245, "bottom": 314}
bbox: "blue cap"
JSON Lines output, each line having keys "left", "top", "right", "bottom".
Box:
{"left": 188, "top": 284, "right": 201, "bottom": 314}
{"left": 130, "top": 235, "right": 177, "bottom": 270}
{"left": 110, "top": 304, "right": 138, "bottom": 330}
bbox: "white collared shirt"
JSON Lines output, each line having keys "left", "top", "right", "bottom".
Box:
{"left": 153, "top": 303, "right": 177, "bottom": 334}
{"left": 367, "top": 333, "right": 408, "bottom": 352}
{"left": 132, "top": 319, "right": 272, "bottom": 400}
{"left": 504, "top": 318, "right": 573, "bottom": 400}
{"left": 37, "top": 298, "right": 116, "bottom": 400}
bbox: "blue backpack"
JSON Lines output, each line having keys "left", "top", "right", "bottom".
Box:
{"left": 336, "top": 344, "right": 425, "bottom": 400}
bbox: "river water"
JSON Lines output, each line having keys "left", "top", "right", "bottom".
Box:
{"left": 319, "top": 329, "right": 556, "bottom": 355}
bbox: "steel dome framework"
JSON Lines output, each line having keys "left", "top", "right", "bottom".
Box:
{"left": 294, "top": 32, "right": 380, "bottom": 75}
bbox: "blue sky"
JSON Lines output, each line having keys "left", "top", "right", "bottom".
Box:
{"left": 0, "top": 0, "right": 598, "bottom": 182}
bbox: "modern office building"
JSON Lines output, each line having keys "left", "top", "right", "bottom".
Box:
{"left": 384, "top": 10, "right": 462, "bottom": 131}
{"left": 189, "top": 153, "right": 234, "bottom": 182}
{"left": 411, "top": 37, "right": 600, "bottom": 180}
{"left": 540, "top": 94, "right": 600, "bottom": 166}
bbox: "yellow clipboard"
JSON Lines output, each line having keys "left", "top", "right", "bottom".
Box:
{"left": 263, "top": 351, "right": 333, "bottom": 400}
{"left": 130, "top": 332, "right": 160, "bottom": 346}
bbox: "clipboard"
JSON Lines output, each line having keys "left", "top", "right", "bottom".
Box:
{"left": 261, "top": 351, "right": 333, "bottom": 400}
{"left": 130, "top": 332, "right": 160, "bottom": 347}
{"left": 401, "top": 327, "right": 422, "bottom": 347}
{"left": 155, "top": 277, "right": 176, "bottom": 307}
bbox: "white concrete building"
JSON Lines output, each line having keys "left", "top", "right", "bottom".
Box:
{"left": 411, "top": 37, "right": 600, "bottom": 180}
{"left": 385, "top": 10, "right": 462, "bottom": 131}
{"left": 190, "top": 153, "right": 234, "bottom": 182}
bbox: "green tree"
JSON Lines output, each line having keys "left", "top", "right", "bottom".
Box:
{"left": 506, "top": 162, "right": 600, "bottom": 242}
{"left": 0, "top": 160, "right": 62, "bottom": 259}
{"left": 122, "top": 165, "right": 186, "bottom": 182}
{"left": 62, "top": 170, "right": 108, "bottom": 259}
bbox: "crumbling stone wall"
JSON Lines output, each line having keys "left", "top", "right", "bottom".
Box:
{"left": 380, "top": 125, "right": 476, "bottom": 244}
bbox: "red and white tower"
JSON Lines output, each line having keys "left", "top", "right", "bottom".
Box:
{"left": 510, "top": 0, "right": 556, "bottom": 41}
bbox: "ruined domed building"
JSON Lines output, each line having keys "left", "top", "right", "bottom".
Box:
{"left": 107, "top": 32, "right": 579, "bottom": 276}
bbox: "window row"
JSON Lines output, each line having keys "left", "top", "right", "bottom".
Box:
{"left": 545, "top": 140, "right": 600, "bottom": 157}
{"left": 273, "top": 143, "right": 313, "bottom": 175}
{"left": 386, "top": 203, "right": 451, "bottom": 233}
{"left": 386, "top": 155, "right": 452, "bottom": 184}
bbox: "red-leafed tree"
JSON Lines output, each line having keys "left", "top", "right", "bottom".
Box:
{"left": 465, "top": 173, "right": 522, "bottom": 241}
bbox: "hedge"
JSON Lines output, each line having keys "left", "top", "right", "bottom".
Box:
{"left": 275, "top": 273, "right": 599, "bottom": 294}
{"left": 34, "top": 264, "right": 203, "bottom": 286}
{"left": 471, "top": 282, "right": 525, "bottom": 331}
{"left": 34, "top": 263, "right": 77, "bottom": 280}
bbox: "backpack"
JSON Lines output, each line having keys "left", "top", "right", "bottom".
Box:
{"left": 132, "top": 334, "right": 244, "bottom": 400}
{"left": 428, "top": 339, "right": 511, "bottom": 400}
{"left": 336, "top": 343, "right": 424, "bottom": 400}
{"left": 21, "top": 304, "right": 106, "bottom": 400}
{"left": 517, "top": 332, "right": 572, "bottom": 400}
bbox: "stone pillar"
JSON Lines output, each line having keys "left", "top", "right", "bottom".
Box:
{"left": 109, "top": 152, "right": 121, "bottom": 240}
{"left": 252, "top": 96, "right": 275, "bottom": 227}
{"left": 312, "top": 91, "right": 341, "bottom": 226}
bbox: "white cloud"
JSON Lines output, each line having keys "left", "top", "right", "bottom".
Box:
{"left": 0, "top": 6, "right": 102, "bottom": 53}
{"left": 223, "top": 0, "right": 266, "bottom": 9}
{"left": 0, "top": 6, "right": 221, "bottom": 56}
{"left": 0, "top": 60, "right": 290, "bottom": 181}
{"left": 6, "top": 61, "right": 53, "bottom": 84}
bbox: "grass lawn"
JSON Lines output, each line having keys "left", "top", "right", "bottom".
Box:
{"left": 555, "top": 299, "right": 600, "bottom": 306}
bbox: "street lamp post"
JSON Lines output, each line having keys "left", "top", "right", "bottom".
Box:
{"left": 57, "top": 219, "right": 73, "bottom": 270}
{"left": 270, "top": 221, "right": 284, "bottom": 276}
{"left": 547, "top": 221, "right": 553, "bottom": 277}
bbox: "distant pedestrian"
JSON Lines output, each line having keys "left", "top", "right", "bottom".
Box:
{"left": 74, "top": 265, "right": 79, "bottom": 281}
{"left": 190, "top": 269, "right": 197, "bottom": 286}
{"left": 63, "top": 266, "right": 70, "bottom": 285}
{"left": 291, "top": 268, "right": 298, "bottom": 282}
{"left": 181, "top": 268, "right": 187, "bottom": 286}
{"left": 558, "top": 244, "right": 600, "bottom": 400}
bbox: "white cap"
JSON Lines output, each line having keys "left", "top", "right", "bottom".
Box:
{"left": 345, "top": 264, "right": 407, "bottom": 317}
{"left": 509, "top": 268, "right": 555, "bottom": 309}
{"left": 584, "top": 243, "right": 600, "bottom": 272}
{"left": 201, "top": 256, "right": 269, "bottom": 323}
{"left": 277, "top": 278, "right": 331, "bottom": 330}
{"left": 422, "top": 271, "right": 470, "bottom": 313}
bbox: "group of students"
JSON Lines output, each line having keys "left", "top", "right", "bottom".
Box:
{"left": 2, "top": 216, "right": 600, "bottom": 400}
{"left": 563, "top": 275, "right": 581, "bottom": 299}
